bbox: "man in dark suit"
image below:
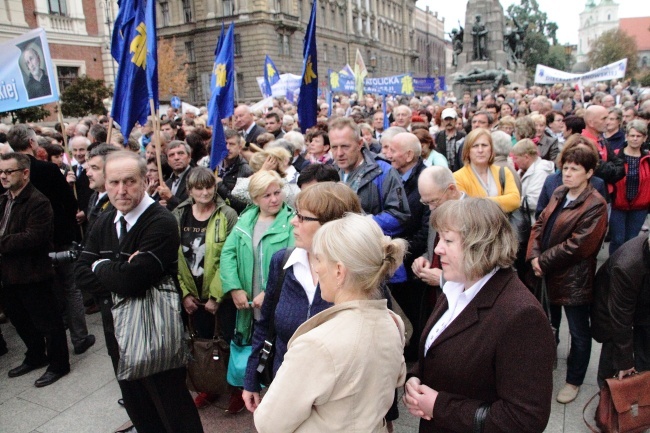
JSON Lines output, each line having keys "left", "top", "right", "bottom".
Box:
{"left": 6, "top": 125, "right": 95, "bottom": 355}
{"left": 67, "top": 136, "right": 93, "bottom": 228}
{"left": 156, "top": 141, "right": 191, "bottom": 211}
{"left": 234, "top": 104, "right": 265, "bottom": 144}
{"left": 0, "top": 152, "right": 70, "bottom": 387}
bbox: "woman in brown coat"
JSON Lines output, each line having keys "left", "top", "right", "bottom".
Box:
{"left": 404, "top": 198, "right": 555, "bottom": 433}
{"left": 527, "top": 137, "right": 608, "bottom": 404}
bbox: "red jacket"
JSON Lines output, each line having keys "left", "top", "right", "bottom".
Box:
{"left": 611, "top": 151, "right": 650, "bottom": 211}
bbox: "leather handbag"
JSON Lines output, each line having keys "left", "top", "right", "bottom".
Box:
{"left": 186, "top": 311, "right": 230, "bottom": 395}
{"left": 583, "top": 371, "right": 650, "bottom": 433}
{"left": 499, "top": 167, "right": 531, "bottom": 245}
{"left": 256, "top": 247, "right": 295, "bottom": 387}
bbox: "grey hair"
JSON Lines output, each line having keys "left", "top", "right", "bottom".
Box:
{"left": 167, "top": 140, "right": 191, "bottom": 155}
{"left": 104, "top": 150, "right": 147, "bottom": 179}
{"left": 626, "top": 119, "right": 647, "bottom": 136}
{"left": 380, "top": 126, "right": 407, "bottom": 146}
{"left": 418, "top": 166, "right": 456, "bottom": 190}
{"left": 491, "top": 131, "right": 513, "bottom": 157}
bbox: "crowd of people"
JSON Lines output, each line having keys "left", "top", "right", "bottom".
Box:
{"left": 0, "top": 78, "right": 649, "bottom": 433}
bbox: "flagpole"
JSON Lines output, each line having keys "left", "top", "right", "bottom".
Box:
{"left": 56, "top": 101, "right": 68, "bottom": 152}
{"left": 149, "top": 98, "right": 164, "bottom": 186}
{"left": 106, "top": 115, "right": 114, "bottom": 146}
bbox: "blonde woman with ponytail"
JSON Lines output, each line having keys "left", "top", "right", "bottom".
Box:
{"left": 254, "top": 213, "right": 407, "bottom": 433}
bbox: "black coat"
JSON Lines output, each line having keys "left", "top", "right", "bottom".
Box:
{"left": 244, "top": 124, "right": 266, "bottom": 145}
{"left": 72, "top": 164, "right": 93, "bottom": 217}
{"left": 164, "top": 169, "right": 190, "bottom": 211}
{"left": 291, "top": 154, "right": 310, "bottom": 173}
{"left": 0, "top": 182, "right": 54, "bottom": 285}
{"left": 401, "top": 158, "right": 430, "bottom": 274}
{"left": 217, "top": 156, "right": 253, "bottom": 214}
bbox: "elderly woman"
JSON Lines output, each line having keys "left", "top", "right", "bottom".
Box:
{"left": 527, "top": 145, "right": 608, "bottom": 404}
{"left": 242, "top": 182, "right": 362, "bottom": 411}
{"left": 609, "top": 120, "right": 650, "bottom": 254}
{"left": 413, "top": 129, "right": 448, "bottom": 168}
{"left": 254, "top": 213, "right": 407, "bottom": 432}
{"left": 172, "top": 167, "right": 238, "bottom": 408}
{"left": 231, "top": 147, "right": 301, "bottom": 206}
{"left": 604, "top": 107, "right": 626, "bottom": 151}
{"left": 497, "top": 115, "right": 517, "bottom": 145}
{"left": 491, "top": 130, "right": 522, "bottom": 193}
{"left": 452, "top": 128, "right": 520, "bottom": 213}
{"left": 404, "top": 198, "right": 555, "bottom": 433}
{"left": 530, "top": 113, "right": 560, "bottom": 164}
{"left": 220, "top": 170, "right": 295, "bottom": 413}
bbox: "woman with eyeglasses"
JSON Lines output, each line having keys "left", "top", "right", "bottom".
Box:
{"left": 220, "top": 170, "right": 295, "bottom": 413}
{"left": 242, "top": 182, "right": 362, "bottom": 412}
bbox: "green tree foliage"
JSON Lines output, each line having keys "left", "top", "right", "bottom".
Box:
{"left": 61, "top": 76, "right": 112, "bottom": 118}
{"left": 639, "top": 71, "right": 650, "bottom": 87}
{"left": 588, "top": 29, "right": 639, "bottom": 78}
{"left": 0, "top": 105, "right": 51, "bottom": 124}
{"left": 506, "top": 0, "right": 564, "bottom": 78}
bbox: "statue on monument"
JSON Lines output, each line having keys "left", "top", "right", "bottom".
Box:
{"left": 455, "top": 67, "right": 510, "bottom": 92}
{"left": 449, "top": 22, "right": 464, "bottom": 67}
{"left": 471, "top": 15, "right": 488, "bottom": 61}
{"left": 505, "top": 17, "right": 527, "bottom": 67}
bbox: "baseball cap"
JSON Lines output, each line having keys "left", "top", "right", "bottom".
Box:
{"left": 441, "top": 108, "right": 458, "bottom": 119}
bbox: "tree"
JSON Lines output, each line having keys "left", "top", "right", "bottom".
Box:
{"left": 158, "top": 37, "right": 189, "bottom": 101}
{"left": 0, "top": 106, "right": 51, "bottom": 124}
{"left": 588, "top": 29, "right": 639, "bottom": 78}
{"left": 506, "top": 0, "right": 562, "bottom": 78}
{"left": 61, "top": 76, "right": 112, "bottom": 117}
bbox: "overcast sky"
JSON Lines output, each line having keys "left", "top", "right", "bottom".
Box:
{"left": 416, "top": 0, "right": 641, "bottom": 45}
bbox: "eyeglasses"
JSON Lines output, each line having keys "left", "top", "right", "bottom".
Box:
{"left": 291, "top": 211, "right": 320, "bottom": 223}
{"left": 0, "top": 168, "right": 23, "bottom": 176}
{"left": 420, "top": 185, "right": 450, "bottom": 207}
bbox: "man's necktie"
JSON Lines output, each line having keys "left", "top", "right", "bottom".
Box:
{"left": 118, "top": 216, "right": 127, "bottom": 244}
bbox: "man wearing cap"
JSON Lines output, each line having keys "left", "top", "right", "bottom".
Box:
{"left": 434, "top": 108, "right": 466, "bottom": 172}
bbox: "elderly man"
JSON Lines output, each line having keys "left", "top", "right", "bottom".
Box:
{"left": 372, "top": 111, "right": 385, "bottom": 140}
{"left": 435, "top": 108, "right": 466, "bottom": 172}
{"left": 22, "top": 48, "right": 51, "bottom": 99}
{"left": 379, "top": 126, "right": 407, "bottom": 159}
{"left": 157, "top": 141, "right": 192, "bottom": 210}
{"left": 329, "top": 117, "right": 409, "bottom": 237}
{"left": 75, "top": 151, "right": 203, "bottom": 432}
{"left": 234, "top": 105, "right": 265, "bottom": 144}
{"left": 582, "top": 105, "right": 625, "bottom": 187}
{"left": 68, "top": 136, "right": 93, "bottom": 223}
{"left": 0, "top": 153, "right": 70, "bottom": 387}
{"left": 393, "top": 105, "right": 412, "bottom": 130}
{"left": 216, "top": 129, "right": 253, "bottom": 214}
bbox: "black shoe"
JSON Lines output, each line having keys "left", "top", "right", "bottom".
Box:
{"left": 8, "top": 361, "right": 48, "bottom": 378}
{"left": 74, "top": 335, "right": 96, "bottom": 355}
{"left": 118, "top": 398, "right": 125, "bottom": 407}
{"left": 35, "top": 370, "right": 67, "bottom": 388}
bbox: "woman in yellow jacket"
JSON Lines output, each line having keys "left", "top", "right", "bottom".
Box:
{"left": 453, "top": 128, "right": 521, "bottom": 213}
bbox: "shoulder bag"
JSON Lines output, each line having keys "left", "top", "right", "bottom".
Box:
{"left": 256, "top": 247, "right": 295, "bottom": 387}
{"left": 583, "top": 371, "right": 650, "bottom": 433}
{"left": 186, "top": 309, "right": 230, "bottom": 395}
{"left": 499, "top": 166, "right": 531, "bottom": 245}
{"left": 111, "top": 274, "right": 187, "bottom": 381}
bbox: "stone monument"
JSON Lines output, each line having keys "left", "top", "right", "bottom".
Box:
{"left": 450, "top": 0, "right": 527, "bottom": 95}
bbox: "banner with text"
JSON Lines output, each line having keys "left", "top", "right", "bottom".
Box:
{"left": 0, "top": 28, "right": 59, "bottom": 112}
{"left": 328, "top": 72, "right": 415, "bottom": 96}
{"left": 413, "top": 77, "right": 446, "bottom": 93}
{"left": 534, "top": 59, "right": 627, "bottom": 85}
{"left": 256, "top": 73, "right": 302, "bottom": 98}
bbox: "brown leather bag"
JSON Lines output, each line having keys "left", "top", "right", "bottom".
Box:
{"left": 186, "top": 313, "right": 230, "bottom": 396}
{"left": 583, "top": 371, "right": 650, "bottom": 433}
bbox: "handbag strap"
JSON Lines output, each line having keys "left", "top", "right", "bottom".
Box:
{"left": 582, "top": 390, "right": 602, "bottom": 433}
{"left": 266, "top": 247, "right": 296, "bottom": 345}
{"left": 472, "top": 403, "right": 491, "bottom": 433}
{"left": 499, "top": 166, "right": 506, "bottom": 194}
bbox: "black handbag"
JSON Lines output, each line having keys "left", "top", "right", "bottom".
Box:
{"left": 256, "top": 247, "right": 295, "bottom": 387}
{"left": 186, "top": 309, "right": 230, "bottom": 395}
{"left": 499, "top": 166, "right": 532, "bottom": 245}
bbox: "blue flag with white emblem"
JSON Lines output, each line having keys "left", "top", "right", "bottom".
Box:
{"left": 263, "top": 55, "right": 280, "bottom": 98}
{"left": 297, "top": 0, "right": 317, "bottom": 133}
{"left": 208, "top": 22, "right": 235, "bottom": 170}
{"left": 110, "top": 0, "right": 158, "bottom": 135}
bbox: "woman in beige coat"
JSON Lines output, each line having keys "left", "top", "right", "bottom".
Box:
{"left": 254, "top": 213, "right": 407, "bottom": 432}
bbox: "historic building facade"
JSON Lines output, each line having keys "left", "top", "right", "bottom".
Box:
{"left": 577, "top": 0, "right": 619, "bottom": 65}
{"left": 156, "top": 0, "right": 447, "bottom": 103}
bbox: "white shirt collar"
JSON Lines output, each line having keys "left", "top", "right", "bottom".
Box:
{"left": 113, "top": 194, "right": 155, "bottom": 232}
{"left": 244, "top": 122, "right": 256, "bottom": 136}
{"left": 284, "top": 248, "right": 317, "bottom": 304}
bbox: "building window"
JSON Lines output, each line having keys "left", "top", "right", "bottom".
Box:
{"left": 342, "top": 47, "right": 347, "bottom": 65}
{"left": 223, "top": 0, "right": 234, "bottom": 15}
{"left": 48, "top": 0, "right": 67, "bottom": 15}
{"left": 274, "top": 0, "right": 282, "bottom": 13}
{"left": 278, "top": 34, "right": 291, "bottom": 56}
{"left": 234, "top": 34, "right": 241, "bottom": 55}
{"left": 236, "top": 72, "right": 244, "bottom": 100}
{"left": 333, "top": 45, "right": 338, "bottom": 62}
{"left": 323, "top": 43, "right": 328, "bottom": 61}
{"left": 182, "top": 0, "right": 193, "bottom": 23}
{"left": 321, "top": 3, "right": 326, "bottom": 26}
{"left": 160, "top": 2, "right": 170, "bottom": 26}
{"left": 188, "top": 79, "right": 196, "bottom": 103}
{"left": 297, "top": 0, "right": 303, "bottom": 21}
{"left": 185, "top": 41, "right": 195, "bottom": 62}
{"left": 57, "top": 66, "right": 78, "bottom": 92}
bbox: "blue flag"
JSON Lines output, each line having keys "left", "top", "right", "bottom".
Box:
{"left": 297, "top": 0, "right": 318, "bottom": 133}
{"left": 382, "top": 95, "right": 390, "bottom": 130}
{"left": 215, "top": 22, "right": 225, "bottom": 57}
{"left": 263, "top": 55, "right": 280, "bottom": 98}
{"left": 110, "top": 0, "right": 158, "bottom": 135}
{"left": 209, "top": 22, "right": 235, "bottom": 170}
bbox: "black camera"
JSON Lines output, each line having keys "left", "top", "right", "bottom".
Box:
{"left": 49, "top": 242, "right": 82, "bottom": 265}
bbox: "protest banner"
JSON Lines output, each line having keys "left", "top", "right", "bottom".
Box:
{"left": 534, "top": 59, "right": 627, "bottom": 85}
{"left": 0, "top": 28, "right": 59, "bottom": 111}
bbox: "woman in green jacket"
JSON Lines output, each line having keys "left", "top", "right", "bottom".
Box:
{"left": 173, "top": 167, "right": 238, "bottom": 408}
{"left": 220, "top": 170, "right": 294, "bottom": 413}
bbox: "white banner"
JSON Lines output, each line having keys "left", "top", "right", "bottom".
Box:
{"left": 534, "top": 59, "right": 627, "bottom": 85}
